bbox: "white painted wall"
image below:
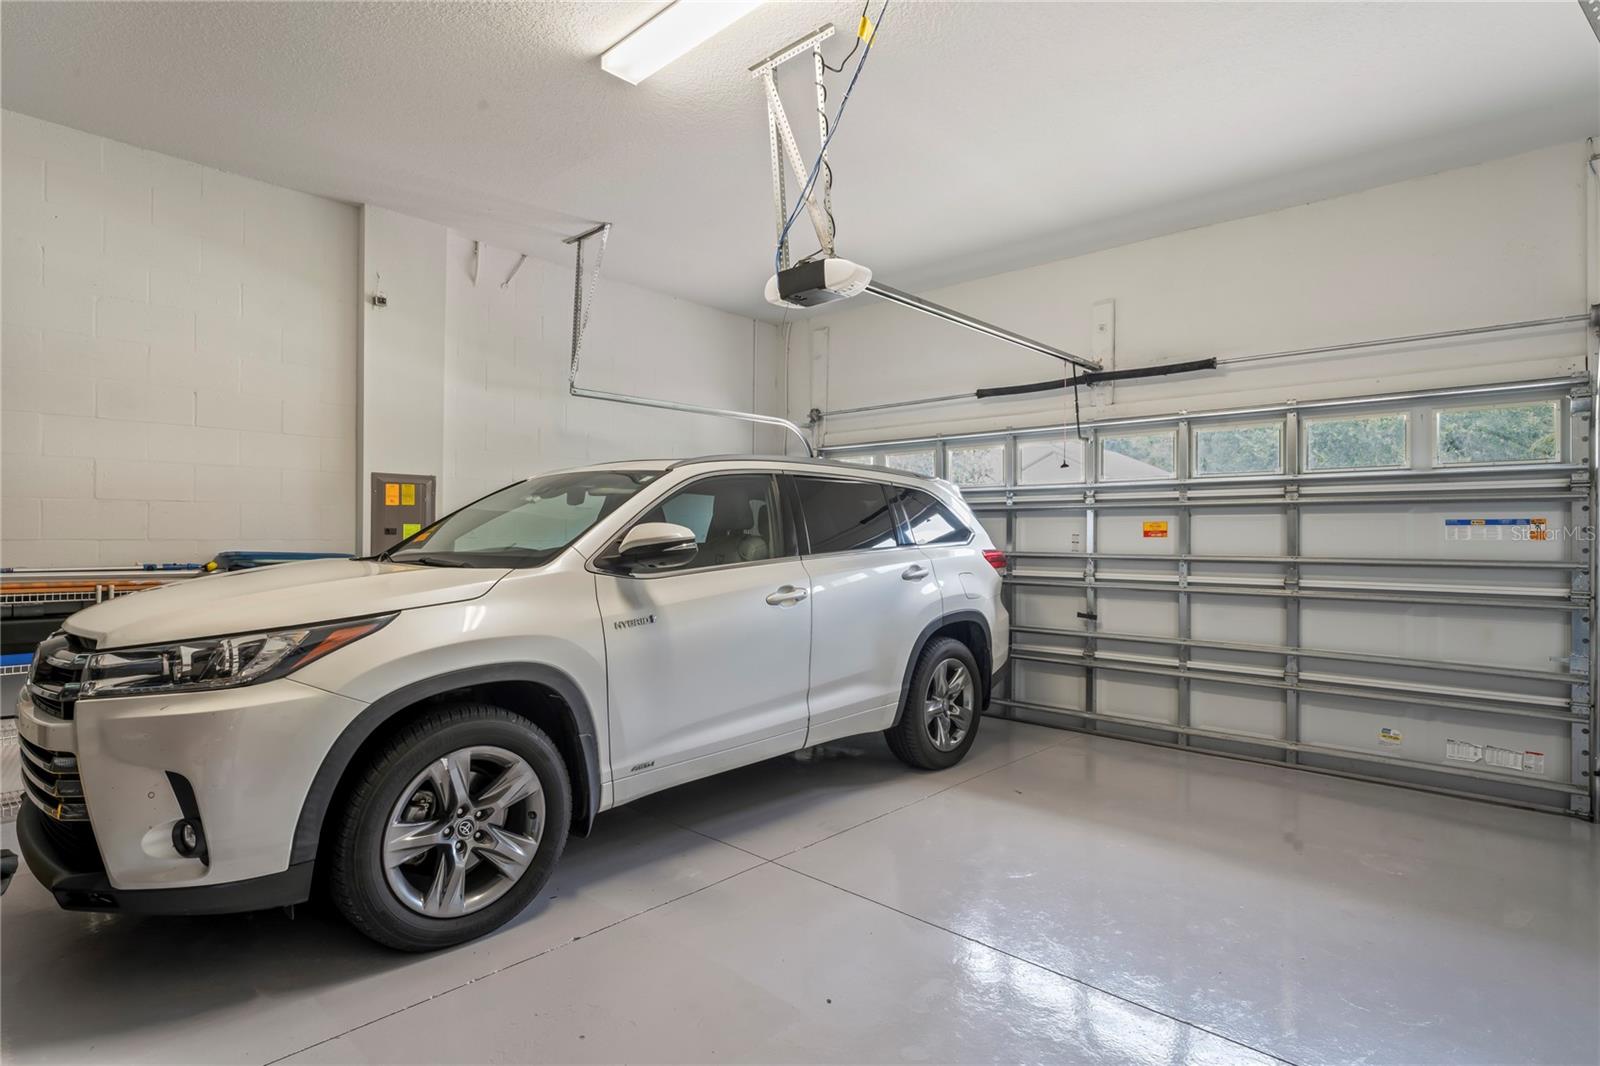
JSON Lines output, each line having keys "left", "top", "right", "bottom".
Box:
{"left": 1, "top": 110, "right": 359, "bottom": 568}
{"left": 798, "top": 141, "right": 1595, "bottom": 445}
{"left": 358, "top": 206, "right": 447, "bottom": 549}
{"left": 440, "top": 231, "right": 785, "bottom": 514}
{"left": 355, "top": 219, "right": 787, "bottom": 550}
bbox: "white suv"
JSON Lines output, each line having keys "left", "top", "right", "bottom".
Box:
{"left": 16, "top": 456, "right": 1008, "bottom": 950}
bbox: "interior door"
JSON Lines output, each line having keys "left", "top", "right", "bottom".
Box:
{"left": 598, "top": 473, "right": 812, "bottom": 803}
{"left": 791, "top": 474, "right": 945, "bottom": 746}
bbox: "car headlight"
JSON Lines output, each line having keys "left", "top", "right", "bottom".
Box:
{"left": 79, "top": 615, "right": 395, "bottom": 698}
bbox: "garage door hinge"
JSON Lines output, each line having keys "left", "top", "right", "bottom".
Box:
{"left": 1555, "top": 646, "right": 1593, "bottom": 672}
{"left": 1572, "top": 573, "right": 1592, "bottom": 596}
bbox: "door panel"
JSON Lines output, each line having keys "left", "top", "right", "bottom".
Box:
{"left": 598, "top": 474, "right": 810, "bottom": 803}
{"left": 792, "top": 475, "right": 944, "bottom": 745}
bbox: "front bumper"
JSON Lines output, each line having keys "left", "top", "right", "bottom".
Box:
{"left": 15, "top": 676, "right": 365, "bottom": 902}
{"left": 17, "top": 802, "right": 312, "bottom": 914}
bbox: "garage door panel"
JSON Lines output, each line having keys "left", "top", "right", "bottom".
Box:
{"left": 1301, "top": 502, "right": 1570, "bottom": 563}
{"left": 1299, "top": 601, "right": 1566, "bottom": 671}
{"left": 1191, "top": 679, "right": 1286, "bottom": 740}
{"left": 1192, "top": 508, "right": 1287, "bottom": 555}
{"left": 1189, "top": 646, "right": 1284, "bottom": 678}
{"left": 1095, "top": 670, "right": 1179, "bottom": 726}
{"left": 1191, "top": 594, "right": 1287, "bottom": 645}
{"left": 1098, "top": 511, "right": 1178, "bottom": 555}
{"left": 1300, "top": 564, "right": 1570, "bottom": 596}
{"left": 1298, "top": 693, "right": 1571, "bottom": 785}
{"left": 1096, "top": 589, "right": 1178, "bottom": 635}
{"left": 1012, "top": 586, "right": 1087, "bottom": 629}
{"left": 1014, "top": 660, "right": 1086, "bottom": 710}
{"left": 1014, "top": 511, "right": 1084, "bottom": 553}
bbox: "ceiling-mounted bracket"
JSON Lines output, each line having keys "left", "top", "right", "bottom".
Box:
{"left": 751, "top": 23, "right": 837, "bottom": 269}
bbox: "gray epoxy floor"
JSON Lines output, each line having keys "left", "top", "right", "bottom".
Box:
{"left": 2, "top": 718, "right": 1596, "bottom": 1065}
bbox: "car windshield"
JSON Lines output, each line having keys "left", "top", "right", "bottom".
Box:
{"left": 387, "top": 470, "right": 660, "bottom": 569}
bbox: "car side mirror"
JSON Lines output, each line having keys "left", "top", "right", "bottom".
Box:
{"left": 615, "top": 522, "right": 698, "bottom": 571}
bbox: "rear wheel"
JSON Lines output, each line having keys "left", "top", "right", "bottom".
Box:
{"left": 329, "top": 702, "right": 570, "bottom": 951}
{"left": 884, "top": 637, "right": 982, "bottom": 770}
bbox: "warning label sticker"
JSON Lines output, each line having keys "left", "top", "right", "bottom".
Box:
{"left": 1444, "top": 517, "right": 1548, "bottom": 542}
{"left": 1445, "top": 739, "right": 1546, "bottom": 774}
{"left": 1142, "top": 521, "right": 1169, "bottom": 539}
{"left": 1379, "top": 727, "right": 1403, "bottom": 748}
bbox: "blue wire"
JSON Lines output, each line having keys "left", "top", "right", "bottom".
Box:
{"left": 774, "top": 0, "right": 890, "bottom": 276}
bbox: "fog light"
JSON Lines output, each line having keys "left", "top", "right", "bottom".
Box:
{"left": 171, "top": 818, "right": 205, "bottom": 859}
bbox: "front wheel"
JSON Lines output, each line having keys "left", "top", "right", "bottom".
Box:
{"left": 884, "top": 637, "right": 982, "bottom": 770}
{"left": 328, "top": 702, "right": 571, "bottom": 951}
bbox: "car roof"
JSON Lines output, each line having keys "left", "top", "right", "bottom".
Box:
{"left": 665, "top": 454, "right": 938, "bottom": 480}
{"left": 533, "top": 455, "right": 942, "bottom": 485}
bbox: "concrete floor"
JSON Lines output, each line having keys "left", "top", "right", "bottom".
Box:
{"left": 2, "top": 718, "right": 1596, "bottom": 1065}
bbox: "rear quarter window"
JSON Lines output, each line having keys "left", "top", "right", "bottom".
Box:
{"left": 895, "top": 488, "right": 971, "bottom": 546}
{"left": 795, "top": 477, "right": 899, "bottom": 553}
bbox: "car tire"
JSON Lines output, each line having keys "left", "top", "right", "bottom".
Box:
{"left": 328, "top": 701, "right": 571, "bottom": 951}
{"left": 884, "top": 636, "right": 983, "bottom": 770}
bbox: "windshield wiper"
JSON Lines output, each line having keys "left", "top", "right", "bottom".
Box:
{"left": 399, "top": 555, "right": 472, "bottom": 568}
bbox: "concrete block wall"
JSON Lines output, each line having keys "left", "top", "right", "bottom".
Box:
{"left": 1, "top": 111, "right": 359, "bottom": 568}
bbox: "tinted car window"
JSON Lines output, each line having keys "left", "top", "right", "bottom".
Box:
{"left": 795, "top": 477, "right": 898, "bottom": 553}
{"left": 896, "top": 488, "right": 969, "bottom": 546}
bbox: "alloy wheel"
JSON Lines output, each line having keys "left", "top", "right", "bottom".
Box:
{"left": 923, "top": 658, "right": 974, "bottom": 752}
{"left": 382, "top": 745, "right": 545, "bottom": 918}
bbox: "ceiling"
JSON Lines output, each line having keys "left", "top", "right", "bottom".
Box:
{"left": 3, "top": 2, "right": 1596, "bottom": 322}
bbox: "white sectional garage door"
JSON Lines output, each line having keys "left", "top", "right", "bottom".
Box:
{"left": 824, "top": 376, "right": 1597, "bottom": 818}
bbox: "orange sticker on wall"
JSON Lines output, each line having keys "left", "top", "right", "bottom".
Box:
{"left": 384, "top": 483, "right": 400, "bottom": 506}
{"left": 1142, "top": 521, "right": 1169, "bottom": 539}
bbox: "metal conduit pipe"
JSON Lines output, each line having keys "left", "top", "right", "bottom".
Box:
{"left": 562, "top": 224, "right": 816, "bottom": 457}
{"left": 819, "top": 309, "right": 1597, "bottom": 421}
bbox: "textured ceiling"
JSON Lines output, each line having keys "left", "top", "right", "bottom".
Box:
{"left": 3, "top": 2, "right": 1596, "bottom": 322}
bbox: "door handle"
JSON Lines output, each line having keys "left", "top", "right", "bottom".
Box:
{"left": 766, "top": 585, "right": 809, "bottom": 606}
{"left": 902, "top": 564, "right": 930, "bottom": 581}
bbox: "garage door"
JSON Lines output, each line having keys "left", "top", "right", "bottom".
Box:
{"left": 823, "top": 376, "right": 1597, "bottom": 818}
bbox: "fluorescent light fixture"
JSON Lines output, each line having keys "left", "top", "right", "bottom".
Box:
{"left": 601, "top": 1, "right": 768, "bottom": 84}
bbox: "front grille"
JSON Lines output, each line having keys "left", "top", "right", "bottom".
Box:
{"left": 19, "top": 735, "right": 89, "bottom": 821}
{"left": 27, "top": 631, "right": 93, "bottom": 721}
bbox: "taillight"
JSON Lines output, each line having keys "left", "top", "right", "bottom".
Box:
{"left": 982, "top": 549, "right": 1008, "bottom": 571}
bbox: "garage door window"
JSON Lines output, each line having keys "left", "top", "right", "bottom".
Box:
{"left": 1304, "top": 412, "right": 1409, "bottom": 471}
{"left": 1017, "top": 437, "right": 1086, "bottom": 484}
{"left": 832, "top": 454, "right": 875, "bottom": 466}
{"left": 1194, "top": 422, "right": 1282, "bottom": 476}
{"left": 946, "top": 443, "right": 1005, "bottom": 487}
{"left": 1435, "top": 401, "right": 1560, "bottom": 466}
{"left": 795, "top": 477, "right": 899, "bottom": 553}
{"left": 883, "top": 449, "right": 936, "bottom": 476}
{"left": 1100, "top": 431, "right": 1175, "bottom": 480}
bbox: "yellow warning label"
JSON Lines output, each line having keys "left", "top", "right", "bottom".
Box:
{"left": 384, "top": 483, "right": 399, "bottom": 506}
{"left": 401, "top": 483, "right": 416, "bottom": 506}
{"left": 402, "top": 522, "right": 421, "bottom": 539}
{"left": 1379, "top": 727, "right": 1403, "bottom": 747}
{"left": 1142, "top": 521, "right": 1169, "bottom": 539}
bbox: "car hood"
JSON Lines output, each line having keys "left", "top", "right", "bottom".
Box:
{"left": 64, "top": 558, "right": 507, "bottom": 648}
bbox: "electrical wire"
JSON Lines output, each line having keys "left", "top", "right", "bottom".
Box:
{"left": 823, "top": 0, "right": 871, "bottom": 72}
{"left": 774, "top": 0, "right": 890, "bottom": 274}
